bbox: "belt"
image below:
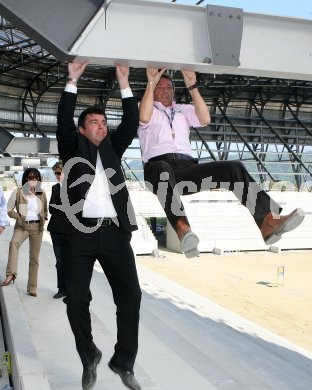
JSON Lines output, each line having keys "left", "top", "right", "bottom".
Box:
{"left": 148, "top": 153, "right": 194, "bottom": 162}
{"left": 81, "top": 217, "right": 112, "bottom": 227}
{"left": 25, "top": 220, "right": 40, "bottom": 224}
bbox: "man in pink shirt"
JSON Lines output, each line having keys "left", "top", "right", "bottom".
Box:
{"left": 138, "top": 68, "right": 304, "bottom": 257}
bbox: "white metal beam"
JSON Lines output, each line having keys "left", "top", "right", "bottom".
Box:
{"left": 70, "top": 0, "right": 312, "bottom": 80}
{"left": 4, "top": 138, "right": 58, "bottom": 155}
{"left": 70, "top": 1, "right": 243, "bottom": 69}
{"left": 239, "top": 12, "right": 312, "bottom": 80}
{"left": 0, "top": 0, "right": 312, "bottom": 80}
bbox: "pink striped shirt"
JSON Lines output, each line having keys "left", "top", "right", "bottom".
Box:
{"left": 138, "top": 101, "right": 202, "bottom": 162}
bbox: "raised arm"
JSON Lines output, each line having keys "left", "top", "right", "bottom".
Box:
{"left": 67, "top": 61, "right": 89, "bottom": 86}
{"left": 57, "top": 61, "right": 89, "bottom": 161}
{"left": 116, "top": 64, "right": 130, "bottom": 90}
{"left": 181, "top": 70, "right": 210, "bottom": 126}
{"left": 139, "top": 68, "right": 167, "bottom": 123}
{"left": 110, "top": 65, "right": 139, "bottom": 157}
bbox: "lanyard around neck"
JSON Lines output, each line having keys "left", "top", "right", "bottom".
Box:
{"left": 154, "top": 105, "right": 176, "bottom": 129}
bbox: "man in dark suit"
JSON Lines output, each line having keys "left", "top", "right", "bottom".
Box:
{"left": 57, "top": 62, "right": 141, "bottom": 390}
{"left": 47, "top": 161, "right": 68, "bottom": 299}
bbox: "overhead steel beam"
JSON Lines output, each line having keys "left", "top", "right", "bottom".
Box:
{"left": 0, "top": 127, "right": 14, "bottom": 153}
{"left": 0, "top": 0, "right": 312, "bottom": 81}
{"left": 0, "top": 0, "right": 104, "bottom": 61}
{"left": 0, "top": 157, "right": 40, "bottom": 167}
{"left": 4, "top": 137, "right": 58, "bottom": 155}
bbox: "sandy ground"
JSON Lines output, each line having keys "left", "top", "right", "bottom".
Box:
{"left": 135, "top": 248, "right": 312, "bottom": 353}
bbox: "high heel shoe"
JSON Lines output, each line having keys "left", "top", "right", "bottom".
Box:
{"left": 1, "top": 274, "right": 16, "bottom": 286}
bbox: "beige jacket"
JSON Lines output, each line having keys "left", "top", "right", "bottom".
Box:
{"left": 7, "top": 187, "right": 48, "bottom": 232}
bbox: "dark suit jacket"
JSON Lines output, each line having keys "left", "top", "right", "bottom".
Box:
{"left": 56, "top": 91, "right": 138, "bottom": 234}
{"left": 47, "top": 182, "right": 73, "bottom": 234}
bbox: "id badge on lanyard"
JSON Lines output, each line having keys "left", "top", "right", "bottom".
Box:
{"left": 154, "top": 105, "right": 176, "bottom": 138}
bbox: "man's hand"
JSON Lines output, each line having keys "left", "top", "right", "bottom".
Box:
{"left": 182, "top": 70, "right": 210, "bottom": 125}
{"left": 0, "top": 226, "right": 4, "bottom": 234}
{"left": 67, "top": 61, "right": 89, "bottom": 83}
{"left": 147, "top": 68, "right": 167, "bottom": 87}
{"left": 181, "top": 70, "right": 197, "bottom": 89}
{"left": 116, "top": 64, "right": 130, "bottom": 90}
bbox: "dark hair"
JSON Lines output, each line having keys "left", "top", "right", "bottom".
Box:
{"left": 52, "top": 161, "right": 63, "bottom": 172}
{"left": 78, "top": 107, "right": 107, "bottom": 128}
{"left": 22, "top": 168, "right": 42, "bottom": 185}
{"left": 159, "top": 73, "right": 175, "bottom": 93}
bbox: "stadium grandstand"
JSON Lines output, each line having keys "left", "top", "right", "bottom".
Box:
{"left": 0, "top": 1, "right": 312, "bottom": 390}
{"left": 0, "top": 0, "right": 311, "bottom": 255}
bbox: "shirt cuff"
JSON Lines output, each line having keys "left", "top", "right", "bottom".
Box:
{"left": 121, "top": 87, "right": 133, "bottom": 99}
{"left": 65, "top": 84, "right": 77, "bottom": 94}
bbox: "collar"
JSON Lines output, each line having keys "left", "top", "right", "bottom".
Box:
{"left": 153, "top": 101, "right": 177, "bottom": 110}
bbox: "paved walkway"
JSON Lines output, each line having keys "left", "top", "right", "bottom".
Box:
{"left": 1, "top": 226, "right": 312, "bottom": 390}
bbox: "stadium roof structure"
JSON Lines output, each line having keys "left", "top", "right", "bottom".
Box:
{"left": 0, "top": 0, "right": 312, "bottom": 188}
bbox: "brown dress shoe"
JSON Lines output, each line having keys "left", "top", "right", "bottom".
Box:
{"left": 260, "top": 208, "right": 305, "bottom": 245}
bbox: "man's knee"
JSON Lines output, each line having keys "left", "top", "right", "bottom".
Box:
{"left": 230, "top": 161, "right": 245, "bottom": 172}
{"left": 66, "top": 286, "right": 92, "bottom": 306}
{"left": 9, "top": 240, "right": 20, "bottom": 249}
{"left": 119, "top": 288, "right": 141, "bottom": 314}
{"left": 130, "top": 288, "right": 141, "bottom": 310}
{"left": 226, "top": 161, "right": 249, "bottom": 183}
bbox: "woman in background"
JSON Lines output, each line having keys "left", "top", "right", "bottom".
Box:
{"left": 1, "top": 168, "right": 48, "bottom": 297}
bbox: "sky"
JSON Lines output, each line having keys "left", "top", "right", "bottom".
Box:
{"left": 152, "top": 0, "right": 312, "bottom": 20}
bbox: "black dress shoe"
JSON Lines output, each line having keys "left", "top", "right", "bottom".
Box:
{"left": 53, "top": 290, "right": 66, "bottom": 299}
{"left": 108, "top": 359, "right": 141, "bottom": 390}
{"left": 82, "top": 348, "right": 102, "bottom": 390}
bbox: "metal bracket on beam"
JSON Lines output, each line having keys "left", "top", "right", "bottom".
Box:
{"left": 205, "top": 5, "right": 243, "bottom": 66}
{"left": 38, "top": 137, "right": 51, "bottom": 153}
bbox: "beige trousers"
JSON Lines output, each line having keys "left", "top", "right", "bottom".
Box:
{"left": 6, "top": 223, "right": 43, "bottom": 294}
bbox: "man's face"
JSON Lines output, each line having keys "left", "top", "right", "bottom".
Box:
{"left": 54, "top": 169, "right": 64, "bottom": 183}
{"left": 154, "top": 77, "right": 174, "bottom": 107}
{"left": 79, "top": 114, "right": 108, "bottom": 146}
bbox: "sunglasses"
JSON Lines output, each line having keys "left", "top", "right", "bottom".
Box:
{"left": 54, "top": 171, "right": 62, "bottom": 176}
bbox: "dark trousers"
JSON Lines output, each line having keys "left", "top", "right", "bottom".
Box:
{"left": 62, "top": 223, "right": 141, "bottom": 372}
{"left": 50, "top": 232, "right": 66, "bottom": 292}
{"left": 144, "top": 159, "right": 281, "bottom": 230}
